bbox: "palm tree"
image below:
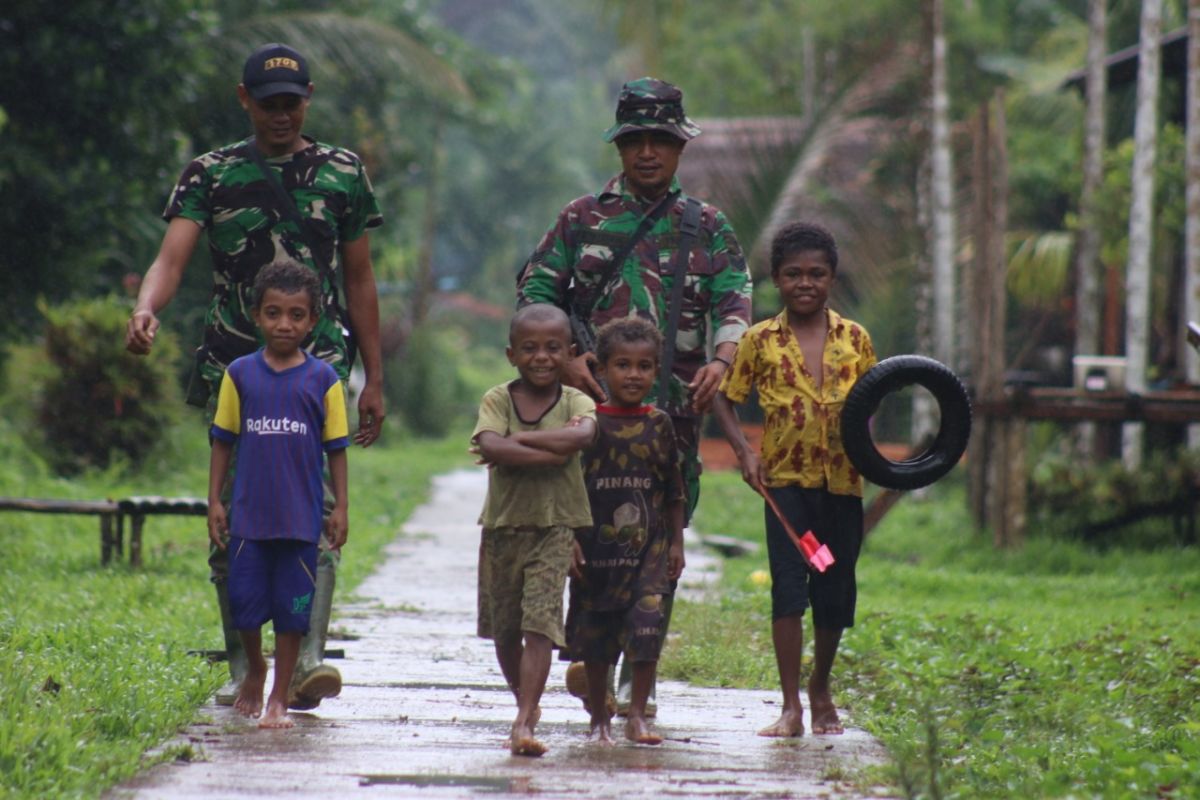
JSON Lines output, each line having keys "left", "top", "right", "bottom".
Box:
{"left": 929, "top": 0, "right": 956, "bottom": 370}
{"left": 1075, "top": 0, "right": 1107, "bottom": 460}
{"left": 912, "top": 0, "right": 955, "bottom": 442}
{"left": 1123, "top": 0, "right": 1163, "bottom": 469}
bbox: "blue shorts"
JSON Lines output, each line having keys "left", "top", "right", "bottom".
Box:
{"left": 763, "top": 486, "right": 863, "bottom": 628}
{"left": 227, "top": 537, "right": 319, "bottom": 634}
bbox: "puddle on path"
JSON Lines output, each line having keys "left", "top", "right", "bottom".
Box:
{"left": 358, "top": 774, "right": 520, "bottom": 793}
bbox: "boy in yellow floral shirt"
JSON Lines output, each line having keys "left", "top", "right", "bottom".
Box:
{"left": 712, "top": 222, "right": 876, "bottom": 738}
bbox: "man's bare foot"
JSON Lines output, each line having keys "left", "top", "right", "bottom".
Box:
{"left": 757, "top": 708, "right": 804, "bottom": 737}
{"left": 258, "top": 697, "right": 294, "bottom": 729}
{"left": 589, "top": 716, "right": 615, "bottom": 745}
{"left": 624, "top": 715, "right": 663, "bottom": 745}
{"left": 808, "top": 691, "right": 844, "bottom": 735}
{"left": 233, "top": 669, "right": 265, "bottom": 718}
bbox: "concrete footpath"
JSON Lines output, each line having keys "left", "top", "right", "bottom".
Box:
{"left": 114, "top": 469, "right": 887, "bottom": 799}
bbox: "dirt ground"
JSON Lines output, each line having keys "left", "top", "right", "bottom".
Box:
{"left": 112, "top": 469, "right": 888, "bottom": 799}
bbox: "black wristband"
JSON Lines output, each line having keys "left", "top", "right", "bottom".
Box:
{"left": 712, "top": 355, "right": 732, "bottom": 368}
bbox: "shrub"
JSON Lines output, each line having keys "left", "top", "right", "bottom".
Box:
{"left": 1028, "top": 448, "right": 1200, "bottom": 547}
{"left": 387, "top": 321, "right": 471, "bottom": 437}
{"left": 6, "top": 296, "right": 182, "bottom": 475}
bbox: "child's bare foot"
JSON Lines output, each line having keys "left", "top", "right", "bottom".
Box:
{"left": 624, "top": 715, "right": 662, "bottom": 745}
{"left": 258, "top": 697, "right": 294, "bottom": 729}
{"left": 808, "top": 690, "right": 844, "bottom": 734}
{"left": 588, "top": 715, "right": 615, "bottom": 746}
{"left": 757, "top": 708, "right": 804, "bottom": 737}
{"left": 510, "top": 722, "right": 547, "bottom": 757}
{"left": 233, "top": 668, "right": 265, "bottom": 718}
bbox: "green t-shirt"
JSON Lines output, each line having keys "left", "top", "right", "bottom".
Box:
{"left": 473, "top": 382, "right": 596, "bottom": 529}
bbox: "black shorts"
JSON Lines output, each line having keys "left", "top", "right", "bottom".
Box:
{"left": 763, "top": 486, "right": 863, "bottom": 629}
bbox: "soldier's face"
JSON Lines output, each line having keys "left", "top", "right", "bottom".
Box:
{"left": 238, "top": 86, "right": 312, "bottom": 156}
{"left": 616, "top": 131, "right": 685, "bottom": 200}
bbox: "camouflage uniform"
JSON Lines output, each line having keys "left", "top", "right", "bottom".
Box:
{"left": 518, "top": 132, "right": 751, "bottom": 514}
{"left": 165, "top": 135, "right": 383, "bottom": 394}
{"left": 520, "top": 76, "right": 751, "bottom": 713}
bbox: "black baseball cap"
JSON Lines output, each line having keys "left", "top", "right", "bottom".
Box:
{"left": 242, "top": 43, "right": 311, "bottom": 100}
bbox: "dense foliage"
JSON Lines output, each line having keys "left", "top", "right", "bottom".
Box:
{"left": 4, "top": 297, "right": 182, "bottom": 475}
{"left": 0, "top": 0, "right": 219, "bottom": 342}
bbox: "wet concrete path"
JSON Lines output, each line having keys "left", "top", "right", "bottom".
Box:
{"left": 115, "top": 469, "right": 887, "bottom": 799}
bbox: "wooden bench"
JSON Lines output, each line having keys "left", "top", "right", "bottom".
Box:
{"left": 0, "top": 495, "right": 208, "bottom": 566}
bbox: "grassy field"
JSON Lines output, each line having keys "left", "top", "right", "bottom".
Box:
{"left": 0, "top": 415, "right": 469, "bottom": 799}
{"left": 667, "top": 471, "right": 1200, "bottom": 798}
{"left": 5, "top": 413, "right": 1198, "bottom": 799}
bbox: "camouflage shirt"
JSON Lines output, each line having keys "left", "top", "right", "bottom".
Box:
{"left": 165, "top": 136, "right": 383, "bottom": 388}
{"left": 517, "top": 174, "right": 752, "bottom": 417}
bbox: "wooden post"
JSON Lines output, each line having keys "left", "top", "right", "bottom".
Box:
{"left": 100, "top": 513, "right": 114, "bottom": 565}
{"left": 968, "top": 99, "right": 993, "bottom": 530}
{"left": 130, "top": 515, "right": 145, "bottom": 568}
{"left": 990, "top": 91, "right": 1024, "bottom": 545}
{"left": 969, "top": 89, "right": 1023, "bottom": 546}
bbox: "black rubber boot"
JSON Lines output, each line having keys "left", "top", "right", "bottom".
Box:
{"left": 214, "top": 582, "right": 248, "bottom": 706}
{"left": 288, "top": 555, "right": 341, "bottom": 710}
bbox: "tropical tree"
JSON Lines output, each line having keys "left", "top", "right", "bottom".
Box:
{"left": 1075, "top": 0, "right": 1108, "bottom": 460}
{"left": 1123, "top": 0, "right": 1163, "bottom": 469}
{"left": 0, "top": 0, "right": 219, "bottom": 344}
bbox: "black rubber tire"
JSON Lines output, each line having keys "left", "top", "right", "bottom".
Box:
{"left": 840, "top": 355, "right": 972, "bottom": 491}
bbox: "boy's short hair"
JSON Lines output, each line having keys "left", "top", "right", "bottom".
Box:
{"left": 595, "top": 316, "right": 662, "bottom": 364}
{"left": 770, "top": 222, "right": 838, "bottom": 275}
{"left": 510, "top": 303, "right": 570, "bottom": 342}
{"left": 252, "top": 261, "right": 321, "bottom": 313}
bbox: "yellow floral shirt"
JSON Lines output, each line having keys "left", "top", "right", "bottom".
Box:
{"left": 719, "top": 308, "right": 877, "bottom": 496}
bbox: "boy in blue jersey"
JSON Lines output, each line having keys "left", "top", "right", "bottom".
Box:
{"left": 207, "top": 261, "right": 350, "bottom": 729}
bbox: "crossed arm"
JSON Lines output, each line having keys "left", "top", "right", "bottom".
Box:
{"left": 472, "top": 417, "right": 597, "bottom": 467}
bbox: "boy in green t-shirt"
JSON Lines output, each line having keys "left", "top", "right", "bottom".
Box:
{"left": 471, "top": 303, "right": 597, "bottom": 757}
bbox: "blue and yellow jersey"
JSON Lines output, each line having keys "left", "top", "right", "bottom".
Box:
{"left": 212, "top": 350, "right": 348, "bottom": 542}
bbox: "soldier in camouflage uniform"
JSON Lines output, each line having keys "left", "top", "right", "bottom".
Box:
{"left": 517, "top": 77, "right": 752, "bottom": 712}
{"left": 125, "top": 43, "right": 385, "bottom": 712}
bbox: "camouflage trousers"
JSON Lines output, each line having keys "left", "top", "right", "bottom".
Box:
{"left": 671, "top": 416, "right": 702, "bottom": 525}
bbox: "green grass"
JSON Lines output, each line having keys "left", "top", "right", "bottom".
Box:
{"left": 0, "top": 415, "right": 469, "bottom": 799}
{"left": 667, "top": 471, "right": 1200, "bottom": 799}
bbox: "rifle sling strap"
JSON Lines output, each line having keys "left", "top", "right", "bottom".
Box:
{"left": 571, "top": 189, "right": 679, "bottom": 319}
{"left": 658, "top": 197, "right": 703, "bottom": 412}
{"left": 245, "top": 143, "right": 338, "bottom": 297}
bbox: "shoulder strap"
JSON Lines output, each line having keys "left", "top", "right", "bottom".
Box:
{"left": 245, "top": 143, "right": 337, "bottom": 290}
{"left": 571, "top": 189, "right": 679, "bottom": 318}
{"left": 657, "top": 197, "right": 703, "bottom": 411}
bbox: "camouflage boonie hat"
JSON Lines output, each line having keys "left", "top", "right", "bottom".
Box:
{"left": 602, "top": 77, "right": 701, "bottom": 143}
